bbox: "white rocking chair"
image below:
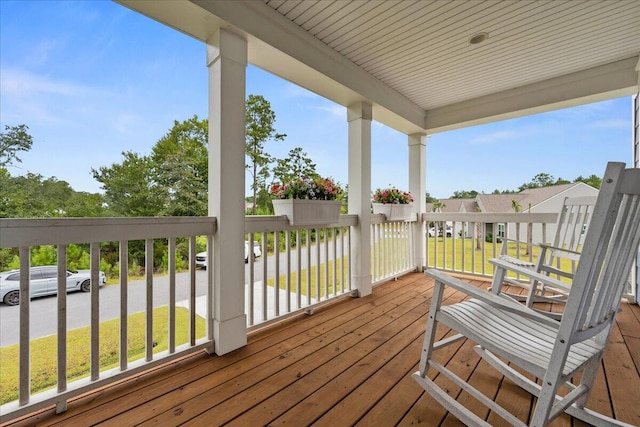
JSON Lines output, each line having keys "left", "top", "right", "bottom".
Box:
{"left": 495, "top": 195, "right": 597, "bottom": 318}
{"left": 413, "top": 162, "right": 640, "bottom": 427}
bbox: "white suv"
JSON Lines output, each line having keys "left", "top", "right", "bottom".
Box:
{"left": 195, "top": 241, "right": 262, "bottom": 268}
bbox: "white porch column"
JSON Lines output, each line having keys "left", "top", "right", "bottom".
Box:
{"left": 207, "top": 29, "right": 247, "bottom": 355}
{"left": 408, "top": 133, "right": 427, "bottom": 271}
{"left": 348, "top": 101, "right": 373, "bottom": 297}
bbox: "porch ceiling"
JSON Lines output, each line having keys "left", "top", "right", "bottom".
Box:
{"left": 117, "top": 0, "right": 640, "bottom": 134}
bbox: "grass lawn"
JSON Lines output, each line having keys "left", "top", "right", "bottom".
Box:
{"left": 427, "top": 238, "right": 576, "bottom": 282}
{"left": 0, "top": 306, "right": 206, "bottom": 405}
{"left": 266, "top": 257, "right": 350, "bottom": 299}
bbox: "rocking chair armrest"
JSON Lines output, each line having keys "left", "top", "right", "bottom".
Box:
{"left": 538, "top": 243, "right": 582, "bottom": 261}
{"left": 424, "top": 269, "right": 558, "bottom": 327}
{"left": 499, "top": 237, "right": 536, "bottom": 255}
{"left": 489, "top": 257, "right": 572, "bottom": 293}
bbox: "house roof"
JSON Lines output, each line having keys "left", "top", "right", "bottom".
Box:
{"left": 426, "top": 198, "right": 467, "bottom": 213}
{"left": 475, "top": 194, "right": 526, "bottom": 213}
{"left": 470, "top": 182, "right": 598, "bottom": 213}
{"left": 116, "top": 1, "right": 640, "bottom": 135}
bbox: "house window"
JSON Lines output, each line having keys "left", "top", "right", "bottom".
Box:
{"left": 497, "top": 223, "right": 505, "bottom": 238}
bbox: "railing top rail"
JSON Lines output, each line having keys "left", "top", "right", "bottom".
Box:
{"left": 422, "top": 212, "right": 558, "bottom": 223}
{"left": 371, "top": 213, "right": 419, "bottom": 224}
{"left": 0, "top": 217, "right": 217, "bottom": 247}
{"left": 244, "top": 214, "right": 358, "bottom": 233}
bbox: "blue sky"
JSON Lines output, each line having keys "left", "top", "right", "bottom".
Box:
{"left": 0, "top": 1, "right": 634, "bottom": 199}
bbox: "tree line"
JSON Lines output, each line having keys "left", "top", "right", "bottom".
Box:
{"left": 447, "top": 172, "right": 602, "bottom": 200}
{"left": 0, "top": 95, "right": 329, "bottom": 274}
{"left": 1, "top": 96, "right": 606, "bottom": 274}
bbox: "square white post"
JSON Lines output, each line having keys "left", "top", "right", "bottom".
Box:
{"left": 409, "top": 133, "right": 427, "bottom": 271}
{"left": 207, "top": 29, "right": 248, "bottom": 355}
{"left": 348, "top": 101, "right": 373, "bottom": 296}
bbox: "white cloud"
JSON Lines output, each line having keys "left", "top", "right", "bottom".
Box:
{"left": 1, "top": 68, "right": 95, "bottom": 97}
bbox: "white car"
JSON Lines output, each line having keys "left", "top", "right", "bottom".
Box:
{"left": 0, "top": 266, "right": 107, "bottom": 306}
{"left": 196, "top": 241, "right": 262, "bottom": 268}
{"left": 428, "top": 226, "right": 453, "bottom": 237}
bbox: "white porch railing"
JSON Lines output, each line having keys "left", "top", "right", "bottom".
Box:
{"left": 423, "top": 212, "right": 559, "bottom": 277}
{"left": 0, "top": 215, "right": 359, "bottom": 421}
{"left": 370, "top": 214, "right": 416, "bottom": 284}
{"left": 244, "top": 215, "right": 358, "bottom": 329}
{"left": 0, "top": 217, "right": 216, "bottom": 421}
{"left": 0, "top": 210, "right": 572, "bottom": 421}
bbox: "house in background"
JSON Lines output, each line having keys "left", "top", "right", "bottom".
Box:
{"left": 426, "top": 198, "right": 476, "bottom": 237}
{"left": 429, "top": 181, "right": 599, "bottom": 243}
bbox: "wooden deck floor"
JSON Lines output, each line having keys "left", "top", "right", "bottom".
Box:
{"left": 5, "top": 272, "right": 640, "bottom": 427}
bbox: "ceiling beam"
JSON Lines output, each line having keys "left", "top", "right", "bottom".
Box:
{"left": 425, "top": 57, "right": 640, "bottom": 133}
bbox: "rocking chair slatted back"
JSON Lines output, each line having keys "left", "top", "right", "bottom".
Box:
{"left": 566, "top": 166, "right": 640, "bottom": 339}
{"left": 495, "top": 195, "right": 597, "bottom": 318}
{"left": 553, "top": 195, "right": 596, "bottom": 258}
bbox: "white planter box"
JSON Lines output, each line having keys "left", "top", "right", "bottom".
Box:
{"left": 272, "top": 199, "right": 342, "bottom": 226}
{"left": 372, "top": 203, "right": 414, "bottom": 221}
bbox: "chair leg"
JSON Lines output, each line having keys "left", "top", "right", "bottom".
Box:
{"left": 417, "top": 281, "right": 445, "bottom": 375}
{"left": 573, "top": 355, "right": 601, "bottom": 408}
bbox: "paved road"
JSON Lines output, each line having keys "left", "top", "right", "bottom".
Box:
{"left": 0, "top": 269, "right": 211, "bottom": 347}
{"left": 0, "top": 241, "right": 337, "bottom": 347}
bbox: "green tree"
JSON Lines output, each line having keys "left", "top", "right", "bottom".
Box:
{"left": 0, "top": 168, "right": 17, "bottom": 217}
{"left": 511, "top": 199, "right": 522, "bottom": 251}
{"left": 273, "top": 147, "right": 318, "bottom": 184}
{"left": 574, "top": 174, "right": 602, "bottom": 189}
{"left": 151, "top": 116, "right": 208, "bottom": 216}
{"left": 0, "top": 169, "right": 107, "bottom": 218}
{"left": 5, "top": 173, "right": 71, "bottom": 217}
{"left": 425, "top": 192, "right": 438, "bottom": 203}
{"left": 432, "top": 201, "right": 446, "bottom": 212}
{"left": 245, "top": 94, "right": 286, "bottom": 215}
{"left": 92, "top": 151, "right": 161, "bottom": 216}
{"left": 64, "top": 192, "right": 110, "bottom": 217}
{"left": 451, "top": 190, "right": 478, "bottom": 199}
{"left": 518, "top": 172, "right": 555, "bottom": 191}
{"left": 511, "top": 199, "right": 522, "bottom": 213}
{"left": 0, "top": 124, "right": 33, "bottom": 167}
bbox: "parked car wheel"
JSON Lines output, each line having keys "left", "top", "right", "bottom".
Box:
{"left": 80, "top": 280, "right": 91, "bottom": 292}
{"left": 3, "top": 290, "right": 19, "bottom": 306}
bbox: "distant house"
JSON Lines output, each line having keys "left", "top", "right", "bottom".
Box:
{"left": 429, "top": 182, "right": 599, "bottom": 242}
{"left": 426, "top": 198, "right": 476, "bottom": 237}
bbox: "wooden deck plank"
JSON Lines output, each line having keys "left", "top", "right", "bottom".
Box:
{"left": 268, "top": 282, "right": 473, "bottom": 427}
{"left": 186, "top": 282, "right": 440, "bottom": 426}
{"left": 40, "top": 276, "right": 419, "bottom": 426}
{"left": 2, "top": 272, "right": 638, "bottom": 427}
{"left": 602, "top": 320, "right": 640, "bottom": 425}
{"left": 617, "top": 301, "right": 640, "bottom": 339}
{"left": 141, "top": 277, "right": 435, "bottom": 426}
{"left": 626, "top": 336, "right": 640, "bottom": 377}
